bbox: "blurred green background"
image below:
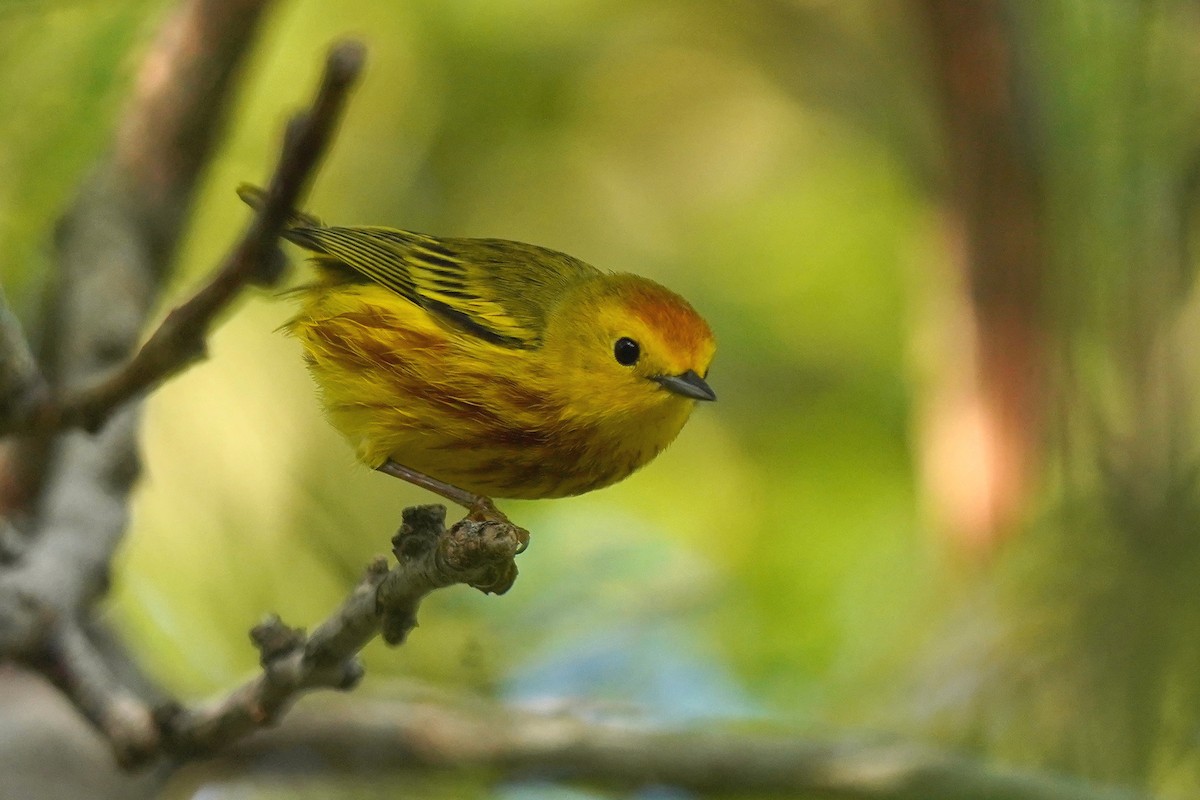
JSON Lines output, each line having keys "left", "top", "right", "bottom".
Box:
{"left": 6, "top": 0, "right": 1200, "bottom": 798}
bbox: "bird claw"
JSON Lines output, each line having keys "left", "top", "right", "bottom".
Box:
{"left": 467, "top": 495, "right": 502, "bottom": 521}
{"left": 463, "top": 495, "right": 531, "bottom": 558}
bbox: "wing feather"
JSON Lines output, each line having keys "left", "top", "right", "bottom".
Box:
{"left": 282, "top": 224, "right": 597, "bottom": 348}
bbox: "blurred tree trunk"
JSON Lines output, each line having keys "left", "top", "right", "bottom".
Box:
{"left": 917, "top": 0, "right": 1048, "bottom": 549}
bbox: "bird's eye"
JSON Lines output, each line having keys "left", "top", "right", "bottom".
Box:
{"left": 613, "top": 337, "right": 640, "bottom": 366}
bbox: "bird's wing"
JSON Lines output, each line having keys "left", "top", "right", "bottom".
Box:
{"left": 283, "top": 225, "right": 596, "bottom": 348}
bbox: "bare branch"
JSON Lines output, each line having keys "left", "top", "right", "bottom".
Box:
{"left": 0, "top": 0, "right": 279, "bottom": 653}
{"left": 0, "top": 287, "right": 44, "bottom": 436}
{"left": 39, "top": 0, "right": 277, "bottom": 403}
{"left": 39, "top": 622, "right": 159, "bottom": 767}
{"left": 0, "top": 663, "right": 165, "bottom": 800}
{"left": 8, "top": 496, "right": 523, "bottom": 770}
{"left": 159, "top": 506, "right": 525, "bottom": 758}
{"left": 205, "top": 690, "right": 1152, "bottom": 800}
{"left": 47, "top": 39, "right": 365, "bottom": 434}
{"left": 0, "top": 40, "right": 365, "bottom": 438}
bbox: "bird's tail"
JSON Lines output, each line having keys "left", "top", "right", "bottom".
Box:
{"left": 236, "top": 183, "right": 324, "bottom": 229}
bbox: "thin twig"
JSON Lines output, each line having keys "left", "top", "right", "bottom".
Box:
{"left": 8, "top": 40, "right": 366, "bottom": 436}
{"left": 0, "top": 286, "right": 44, "bottom": 436}
{"left": 159, "top": 506, "right": 525, "bottom": 758}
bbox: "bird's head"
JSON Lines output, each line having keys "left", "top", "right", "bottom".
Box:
{"left": 544, "top": 273, "right": 715, "bottom": 424}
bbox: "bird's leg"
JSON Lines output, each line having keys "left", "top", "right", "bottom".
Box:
{"left": 376, "top": 460, "right": 529, "bottom": 556}
{"left": 376, "top": 459, "right": 501, "bottom": 520}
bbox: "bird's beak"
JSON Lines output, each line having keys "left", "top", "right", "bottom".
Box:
{"left": 653, "top": 369, "right": 716, "bottom": 402}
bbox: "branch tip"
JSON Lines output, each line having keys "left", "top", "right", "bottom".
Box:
{"left": 337, "top": 659, "right": 365, "bottom": 691}
{"left": 251, "top": 615, "right": 305, "bottom": 665}
{"left": 325, "top": 39, "right": 367, "bottom": 86}
{"left": 392, "top": 504, "right": 447, "bottom": 561}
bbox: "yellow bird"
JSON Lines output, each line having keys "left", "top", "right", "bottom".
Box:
{"left": 241, "top": 186, "right": 716, "bottom": 510}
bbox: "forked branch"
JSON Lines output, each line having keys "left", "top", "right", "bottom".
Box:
{"left": 0, "top": 41, "right": 365, "bottom": 438}
{"left": 157, "top": 506, "right": 525, "bottom": 759}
